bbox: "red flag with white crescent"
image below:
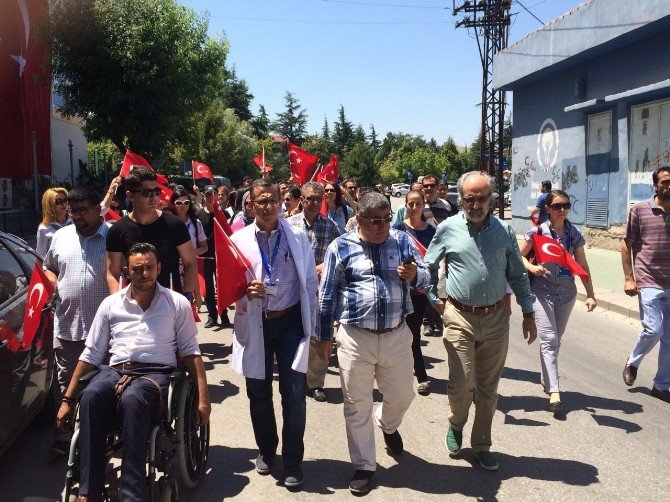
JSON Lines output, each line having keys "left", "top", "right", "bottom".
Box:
{"left": 22, "top": 264, "right": 54, "bottom": 349}
{"left": 287, "top": 141, "right": 319, "bottom": 184}
{"left": 531, "top": 233, "right": 589, "bottom": 280}
{"left": 104, "top": 208, "right": 122, "bottom": 222}
{"left": 120, "top": 150, "right": 153, "bottom": 177}
{"left": 214, "top": 219, "right": 252, "bottom": 313}
{"left": 406, "top": 232, "right": 427, "bottom": 258}
{"left": 192, "top": 160, "right": 214, "bottom": 181}
{"left": 158, "top": 184, "right": 173, "bottom": 205}
{"left": 316, "top": 155, "right": 339, "bottom": 184}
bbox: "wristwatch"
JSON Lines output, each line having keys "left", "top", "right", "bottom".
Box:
{"left": 522, "top": 311, "right": 535, "bottom": 319}
{"left": 183, "top": 292, "right": 194, "bottom": 302}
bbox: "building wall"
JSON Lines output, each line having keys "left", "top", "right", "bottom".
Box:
{"left": 50, "top": 111, "right": 87, "bottom": 186}
{"left": 509, "top": 28, "right": 670, "bottom": 247}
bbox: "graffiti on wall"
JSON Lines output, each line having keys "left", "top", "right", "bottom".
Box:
{"left": 563, "top": 164, "right": 579, "bottom": 189}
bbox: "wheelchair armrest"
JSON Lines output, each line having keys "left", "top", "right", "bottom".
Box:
{"left": 169, "top": 369, "right": 184, "bottom": 381}
{"left": 78, "top": 369, "right": 100, "bottom": 385}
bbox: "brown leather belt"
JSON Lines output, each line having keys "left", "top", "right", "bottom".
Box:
{"left": 111, "top": 362, "right": 164, "bottom": 370}
{"left": 363, "top": 320, "right": 404, "bottom": 335}
{"left": 263, "top": 302, "right": 300, "bottom": 320}
{"left": 448, "top": 297, "right": 502, "bottom": 316}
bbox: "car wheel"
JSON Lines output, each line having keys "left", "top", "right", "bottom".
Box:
{"left": 394, "top": 192, "right": 401, "bottom": 197}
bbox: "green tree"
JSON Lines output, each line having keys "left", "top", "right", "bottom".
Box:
{"left": 369, "top": 124, "right": 380, "bottom": 151}
{"left": 341, "top": 142, "right": 377, "bottom": 186}
{"left": 222, "top": 67, "right": 253, "bottom": 122}
{"left": 332, "top": 105, "right": 354, "bottom": 157}
{"left": 87, "top": 140, "right": 123, "bottom": 181}
{"left": 272, "top": 91, "right": 308, "bottom": 144}
{"left": 321, "top": 117, "right": 331, "bottom": 141}
{"left": 353, "top": 125, "right": 367, "bottom": 144}
{"left": 50, "top": 0, "right": 228, "bottom": 156}
{"left": 251, "top": 104, "right": 270, "bottom": 138}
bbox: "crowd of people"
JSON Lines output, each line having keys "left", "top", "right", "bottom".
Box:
{"left": 32, "top": 164, "right": 670, "bottom": 499}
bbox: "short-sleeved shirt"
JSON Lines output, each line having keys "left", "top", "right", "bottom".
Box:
{"left": 624, "top": 197, "right": 670, "bottom": 289}
{"left": 524, "top": 220, "right": 585, "bottom": 293}
{"left": 424, "top": 198, "right": 452, "bottom": 224}
{"left": 196, "top": 208, "right": 215, "bottom": 258}
{"left": 536, "top": 193, "right": 549, "bottom": 224}
{"left": 106, "top": 211, "right": 191, "bottom": 289}
{"left": 287, "top": 213, "right": 341, "bottom": 266}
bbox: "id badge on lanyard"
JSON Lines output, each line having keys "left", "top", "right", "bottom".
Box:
{"left": 259, "top": 231, "right": 281, "bottom": 297}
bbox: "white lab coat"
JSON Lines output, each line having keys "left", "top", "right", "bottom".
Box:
{"left": 230, "top": 218, "right": 318, "bottom": 379}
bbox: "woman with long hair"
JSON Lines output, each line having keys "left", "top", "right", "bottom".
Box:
{"left": 324, "top": 182, "right": 352, "bottom": 234}
{"left": 36, "top": 187, "right": 69, "bottom": 257}
{"left": 392, "top": 189, "right": 436, "bottom": 396}
{"left": 283, "top": 186, "right": 302, "bottom": 218}
{"left": 169, "top": 189, "right": 208, "bottom": 257}
{"left": 519, "top": 189, "right": 596, "bottom": 412}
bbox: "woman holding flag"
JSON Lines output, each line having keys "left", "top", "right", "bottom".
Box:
{"left": 519, "top": 189, "right": 596, "bottom": 412}
{"left": 393, "top": 189, "right": 436, "bottom": 396}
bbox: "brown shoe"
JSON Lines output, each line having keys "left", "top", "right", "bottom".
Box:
{"left": 623, "top": 364, "right": 637, "bottom": 386}
{"left": 651, "top": 387, "right": 670, "bottom": 403}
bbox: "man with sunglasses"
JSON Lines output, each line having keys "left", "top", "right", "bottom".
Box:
{"left": 622, "top": 165, "right": 670, "bottom": 402}
{"left": 424, "top": 171, "right": 536, "bottom": 472}
{"left": 42, "top": 187, "right": 110, "bottom": 456}
{"left": 317, "top": 191, "right": 427, "bottom": 494}
{"left": 422, "top": 174, "right": 454, "bottom": 223}
{"left": 106, "top": 167, "right": 197, "bottom": 301}
{"left": 287, "top": 182, "right": 341, "bottom": 403}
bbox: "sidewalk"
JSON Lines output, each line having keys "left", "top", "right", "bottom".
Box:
{"left": 517, "top": 237, "right": 640, "bottom": 320}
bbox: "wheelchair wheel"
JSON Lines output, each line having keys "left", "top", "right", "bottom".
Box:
{"left": 158, "top": 476, "right": 178, "bottom": 502}
{"left": 175, "top": 377, "right": 209, "bottom": 488}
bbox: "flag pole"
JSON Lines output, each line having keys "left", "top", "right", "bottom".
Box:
{"left": 309, "top": 164, "right": 322, "bottom": 182}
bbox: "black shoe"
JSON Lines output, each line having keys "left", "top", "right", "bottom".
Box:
{"left": 49, "top": 440, "right": 70, "bottom": 456}
{"left": 623, "top": 364, "right": 638, "bottom": 386}
{"left": 255, "top": 453, "right": 275, "bottom": 475}
{"left": 651, "top": 387, "right": 670, "bottom": 403}
{"left": 219, "top": 313, "right": 232, "bottom": 327}
{"left": 383, "top": 429, "right": 403, "bottom": 456}
{"left": 349, "top": 469, "right": 374, "bottom": 494}
{"left": 204, "top": 319, "right": 218, "bottom": 328}
{"left": 310, "top": 387, "right": 327, "bottom": 402}
{"left": 284, "top": 467, "right": 304, "bottom": 489}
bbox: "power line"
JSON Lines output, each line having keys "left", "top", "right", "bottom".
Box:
{"left": 515, "top": 0, "right": 544, "bottom": 25}
{"left": 318, "top": 0, "right": 445, "bottom": 8}
{"left": 208, "top": 14, "right": 452, "bottom": 25}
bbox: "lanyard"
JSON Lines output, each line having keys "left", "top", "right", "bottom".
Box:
{"left": 258, "top": 230, "right": 282, "bottom": 279}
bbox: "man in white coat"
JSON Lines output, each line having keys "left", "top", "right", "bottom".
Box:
{"left": 230, "top": 178, "right": 318, "bottom": 490}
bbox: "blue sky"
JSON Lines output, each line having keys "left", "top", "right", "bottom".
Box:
{"left": 181, "top": 0, "right": 584, "bottom": 147}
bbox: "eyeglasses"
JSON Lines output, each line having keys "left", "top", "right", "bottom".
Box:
{"left": 132, "top": 187, "right": 162, "bottom": 198}
{"left": 324, "top": 188, "right": 336, "bottom": 193}
{"left": 253, "top": 199, "right": 280, "bottom": 207}
{"left": 174, "top": 200, "right": 191, "bottom": 207}
{"left": 422, "top": 184, "right": 436, "bottom": 189}
{"left": 462, "top": 195, "right": 490, "bottom": 205}
{"left": 67, "top": 206, "right": 92, "bottom": 217}
{"left": 303, "top": 196, "right": 322, "bottom": 204}
{"left": 549, "top": 202, "right": 571, "bottom": 210}
{"left": 360, "top": 214, "right": 393, "bottom": 226}
{"left": 55, "top": 198, "right": 67, "bottom": 206}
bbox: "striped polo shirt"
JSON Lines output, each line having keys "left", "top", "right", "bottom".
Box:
{"left": 625, "top": 196, "right": 670, "bottom": 289}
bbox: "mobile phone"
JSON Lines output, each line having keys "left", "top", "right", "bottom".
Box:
{"left": 402, "top": 258, "right": 415, "bottom": 266}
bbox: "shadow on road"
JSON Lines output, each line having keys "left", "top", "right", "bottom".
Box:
{"left": 208, "top": 379, "right": 240, "bottom": 404}
{"left": 199, "top": 342, "right": 232, "bottom": 371}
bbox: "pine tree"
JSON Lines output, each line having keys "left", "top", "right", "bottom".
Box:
{"left": 353, "top": 124, "right": 367, "bottom": 143}
{"left": 332, "top": 105, "right": 354, "bottom": 157}
{"left": 272, "top": 91, "right": 308, "bottom": 144}
{"left": 369, "top": 124, "right": 380, "bottom": 151}
{"left": 251, "top": 104, "right": 270, "bottom": 138}
{"left": 322, "top": 117, "right": 330, "bottom": 141}
{"left": 221, "top": 67, "right": 253, "bottom": 122}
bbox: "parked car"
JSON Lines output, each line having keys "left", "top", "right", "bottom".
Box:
{"left": 0, "top": 232, "right": 55, "bottom": 458}
{"left": 392, "top": 184, "right": 411, "bottom": 197}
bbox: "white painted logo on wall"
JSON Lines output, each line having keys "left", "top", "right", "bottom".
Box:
{"left": 537, "top": 118, "right": 559, "bottom": 172}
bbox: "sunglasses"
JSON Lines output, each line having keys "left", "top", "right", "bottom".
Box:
{"left": 550, "top": 202, "right": 571, "bottom": 210}
{"left": 324, "top": 188, "right": 337, "bottom": 193}
{"left": 174, "top": 200, "right": 191, "bottom": 207}
{"left": 423, "top": 184, "right": 436, "bottom": 189}
{"left": 133, "top": 187, "right": 162, "bottom": 198}
{"left": 67, "top": 206, "right": 92, "bottom": 217}
{"left": 462, "top": 195, "right": 490, "bottom": 205}
{"left": 360, "top": 214, "right": 393, "bottom": 226}
{"left": 55, "top": 198, "right": 67, "bottom": 206}
{"left": 347, "top": 186, "right": 358, "bottom": 191}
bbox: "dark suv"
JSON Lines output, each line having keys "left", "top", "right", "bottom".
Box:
{"left": 0, "top": 232, "right": 54, "bottom": 458}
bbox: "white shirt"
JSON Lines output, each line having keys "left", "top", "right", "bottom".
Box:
{"left": 80, "top": 283, "right": 201, "bottom": 367}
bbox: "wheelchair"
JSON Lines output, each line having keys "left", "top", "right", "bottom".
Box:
{"left": 63, "top": 367, "right": 209, "bottom": 502}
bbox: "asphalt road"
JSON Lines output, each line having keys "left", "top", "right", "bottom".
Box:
{"left": 1, "top": 304, "right": 668, "bottom": 501}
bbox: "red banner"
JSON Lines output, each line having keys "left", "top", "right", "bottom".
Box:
{"left": 316, "top": 155, "right": 339, "bottom": 184}
{"left": 287, "top": 141, "right": 319, "bottom": 184}
{"left": 531, "top": 233, "right": 589, "bottom": 280}
{"left": 192, "top": 160, "right": 214, "bottom": 181}
{"left": 214, "top": 219, "right": 251, "bottom": 313}
{"left": 120, "top": 150, "right": 153, "bottom": 177}
{"left": 0, "top": 0, "right": 51, "bottom": 179}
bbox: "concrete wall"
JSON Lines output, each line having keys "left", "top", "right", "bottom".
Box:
{"left": 50, "top": 114, "right": 86, "bottom": 186}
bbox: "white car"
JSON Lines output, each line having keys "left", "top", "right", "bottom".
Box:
{"left": 392, "top": 184, "right": 411, "bottom": 197}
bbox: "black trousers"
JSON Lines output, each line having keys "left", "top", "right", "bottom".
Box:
{"left": 406, "top": 294, "right": 430, "bottom": 383}
{"left": 78, "top": 366, "right": 169, "bottom": 501}
{"left": 203, "top": 257, "right": 217, "bottom": 323}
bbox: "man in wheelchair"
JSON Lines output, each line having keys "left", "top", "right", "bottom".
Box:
{"left": 56, "top": 242, "right": 210, "bottom": 502}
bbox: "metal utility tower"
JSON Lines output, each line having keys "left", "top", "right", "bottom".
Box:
{"left": 452, "top": 0, "right": 511, "bottom": 218}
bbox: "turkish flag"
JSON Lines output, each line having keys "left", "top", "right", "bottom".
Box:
{"left": 406, "top": 232, "right": 427, "bottom": 258}
{"left": 214, "top": 219, "right": 252, "bottom": 313}
{"left": 316, "top": 155, "right": 339, "bottom": 184}
{"left": 320, "top": 194, "right": 329, "bottom": 217}
{"left": 22, "top": 264, "right": 54, "bottom": 349}
{"left": 158, "top": 184, "right": 173, "bottom": 205}
{"left": 0, "top": 321, "right": 20, "bottom": 352}
{"left": 120, "top": 150, "right": 153, "bottom": 177}
{"left": 192, "top": 160, "right": 214, "bottom": 181}
{"left": 287, "top": 141, "right": 319, "bottom": 184}
{"left": 213, "top": 199, "right": 233, "bottom": 236}
{"left": 104, "top": 208, "right": 122, "bottom": 222}
{"left": 252, "top": 148, "right": 273, "bottom": 173}
{"left": 156, "top": 173, "right": 169, "bottom": 185}
{"left": 531, "top": 233, "right": 589, "bottom": 280}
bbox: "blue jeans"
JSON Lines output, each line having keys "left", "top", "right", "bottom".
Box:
{"left": 628, "top": 287, "right": 670, "bottom": 390}
{"left": 245, "top": 306, "right": 306, "bottom": 470}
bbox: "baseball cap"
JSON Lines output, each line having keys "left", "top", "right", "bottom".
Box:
{"left": 203, "top": 185, "right": 217, "bottom": 194}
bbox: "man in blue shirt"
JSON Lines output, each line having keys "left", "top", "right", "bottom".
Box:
{"left": 317, "top": 191, "right": 427, "bottom": 494}
{"left": 530, "top": 180, "right": 552, "bottom": 224}
{"left": 424, "top": 171, "right": 537, "bottom": 472}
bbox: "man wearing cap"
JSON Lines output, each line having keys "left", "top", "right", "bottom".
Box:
{"left": 230, "top": 179, "right": 318, "bottom": 490}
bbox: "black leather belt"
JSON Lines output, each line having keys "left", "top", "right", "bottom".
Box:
{"left": 448, "top": 297, "right": 502, "bottom": 316}
{"left": 263, "top": 302, "right": 300, "bottom": 320}
{"left": 362, "top": 320, "right": 404, "bottom": 335}
{"left": 111, "top": 362, "right": 164, "bottom": 370}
